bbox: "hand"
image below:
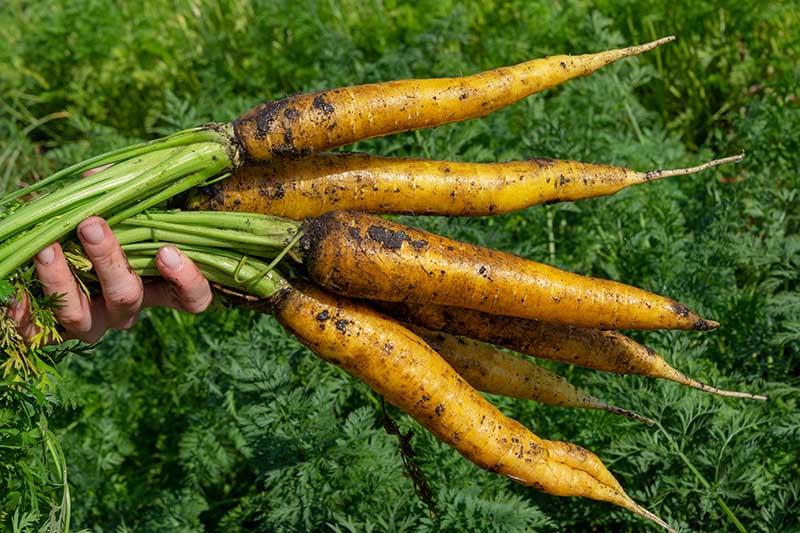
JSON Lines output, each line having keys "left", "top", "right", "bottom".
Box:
{"left": 6, "top": 217, "right": 213, "bottom": 344}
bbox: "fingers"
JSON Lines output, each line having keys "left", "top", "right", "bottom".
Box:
{"left": 77, "top": 217, "right": 143, "bottom": 329}
{"left": 142, "top": 246, "right": 213, "bottom": 313}
{"left": 33, "top": 242, "right": 100, "bottom": 340}
{"left": 6, "top": 291, "right": 38, "bottom": 343}
{"left": 15, "top": 221, "right": 210, "bottom": 348}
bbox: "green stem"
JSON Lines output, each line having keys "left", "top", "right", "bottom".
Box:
{"left": 121, "top": 237, "right": 271, "bottom": 259}
{"left": 126, "top": 245, "right": 286, "bottom": 298}
{"left": 0, "top": 148, "right": 182, "bottom": 242}
{"left": 0, "top": 125, "right": 231, "bottom": 208}
{"left": 119, "top": 217, "right": 296, "bottom": 249}
{"left": 655, "top": 422, "right": 746, "bottom": 533}
{"left": 106, "top": 170, "right": 230, "bottom": 226}
{"left": 127, "top": 256, "right": 235, "bottom": 288}
{"left": 0, "top": 200, "right": 94, "bottom": 264}
{"left": 0, "top": 143, "right": 230, "bottom": 279}
{"left": 135, "top": 210, "right": 301, "bottom": 236}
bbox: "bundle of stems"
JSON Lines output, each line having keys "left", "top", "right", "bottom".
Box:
{"left": 113, "top": 211, "right": 302, "bottom": 298}
{"left": 0, "top": 129, "right": 236, "bottom": 281}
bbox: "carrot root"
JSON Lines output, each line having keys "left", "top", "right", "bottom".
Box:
{"left": 671, "top": 372, "right": 768, "bottom": 401}
{"left": 589, "top": 400, "right": 656, "bottom": 426}
{"left": 234, "top": 37, "right": 676, "bottom": 160}
{"left": 408, "top": 323, "right": 654, "bottom": 425}
{"left": 627, "top": 499, "right": 676, "bottom": 532}
{"left": 372, "top": 302, "right": 765, "bottom": 404}
{"left": 186, "top": 151, "right": 743, "bottom": 219}
{"left": 643, "top": 153, "right": 745, "bottom": 181}
{"left": 264, "top": 283, "right": 665, "bottom": 523}
{"left": 301, "top": 211, "right": 714, "bottom": 331}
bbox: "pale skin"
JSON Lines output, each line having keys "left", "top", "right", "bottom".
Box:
{"left": 6, "top": 216, "right": 212, "bottom": 344}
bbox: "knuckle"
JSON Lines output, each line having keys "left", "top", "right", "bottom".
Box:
{"left": 60, "top": 311, "right": 92, "bottom": 334}
{"left": 106, "top": 284, "right": 143, "bottom": 309}
{"left": 89, "top": 250, "right": 118, "bottom": 271}
{"left": 170, "top": 267, "right": 202, "bottom": 289}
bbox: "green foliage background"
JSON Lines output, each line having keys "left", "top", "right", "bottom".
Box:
{"left": 1, "top": 0, "right": 799, "bottom": 531}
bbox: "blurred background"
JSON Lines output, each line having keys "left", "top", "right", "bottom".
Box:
{"left": 1, "top": 1, "right": 798, "bottom": 531}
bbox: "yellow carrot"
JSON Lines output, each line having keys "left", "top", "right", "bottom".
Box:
{"left": 186, "top": 152, "right": 741, "bottom": 219}
{"left": 409, "top": 324, "right": 653, "bottom": 424}
{"left": 234, "top": 38, "right": 674, "bottom": 160}
{"left": 266, "top": 282, "right": 672, "bottom": 530}
{"left": 300, "top": 211, "right": 718, "bottom": 331}
{"left": 377, "top": 301, "right": 766, "bottom": 400}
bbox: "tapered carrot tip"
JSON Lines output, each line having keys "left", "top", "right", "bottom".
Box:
{"left": 601, "top": 404, "right": 656, "bottom": 426}
{"left": 693, "top": 381, "right": 768, "bottom": 401}
{"left": 693, "top": 319, "right": 720, "bottom": 331}
{"left": 593, "top": 36, "right": 676, "bottom": 66}
{"left": 627, "top": 499, "right": 676, "bottom": 532}
{"left": 670, "top": 367, "right": 768, "bottom": 400}
{"left": 641, "top": 153, "right": 745, "bottom": 182}
{"left": 626, "top": 35, "right": 676, "bottom": 54}
{"left": 652, "top": 35, "right": 677, "bottom": 46}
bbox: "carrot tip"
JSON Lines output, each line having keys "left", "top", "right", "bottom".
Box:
{"left": 643, "top": 154, "right": 745, "bottom": 182}
{"left": 629, "top": 501, "right": 676, "bottom": 532}
{"left": 684, "top": 378, "right": 768, "bottom": 401}
{"left": 693, "top": 319, "right": 720, "bottom": 331}
{"left": 617, "top": 36, "right": 676, "bottom": 59}
{"left": 638, "top": 36, "right": 677, "bottom": 49}
{"left": 599, "top": 403, "right": 656, "bottom": 426}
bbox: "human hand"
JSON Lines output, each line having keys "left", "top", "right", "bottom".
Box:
{"left": 6, "top": 217, "right": 213, "bottom": 344}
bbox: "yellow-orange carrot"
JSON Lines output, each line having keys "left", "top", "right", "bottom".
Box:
{"left": 186, "top": 152, "right": 742, "bottom": 219}
{"left": 233, "top": 38, "right": 674, "bottom": 160}
{"left": 266, "top": 282, "right": 671, "bottom": 530}
{"left": 408, "top": 324, "right": 653, "bottom": 424}
{"left": 377, "top": 301, "right": 766, "bottom": 400}
{"left": 300, "top": 211, "right": 717, "bottom": 331}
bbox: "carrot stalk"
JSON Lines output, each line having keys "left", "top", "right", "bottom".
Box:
{"left": 0, "top": 144, "right": 231, "bottom": 280}
{"left": 376, "top": 301, "right": 766, "bottom": 400}
{"left": 408, "top": 324, "right": 654, "bottom": 424}
{"left": 233, "top": 38, "right": 675, "bottom": 160}
{"left": 186, "top": 152, "right": 743, "bottom": 219}
{"left": 299, "top": 211, "right": 717, "bottom": 331}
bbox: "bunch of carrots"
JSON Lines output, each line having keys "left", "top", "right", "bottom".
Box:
{"left": 1, "top": 36, "right": 766, "bottom": 530}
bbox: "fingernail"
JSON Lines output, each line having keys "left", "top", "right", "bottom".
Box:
{"left": 79, "top": 220, "right": 105, "bottom": 245}
{"left": 36, "top": 246, "right": 56, "bottom": 265}
{"left": 159, "top": 246, "right": 183, "bottom": 269}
